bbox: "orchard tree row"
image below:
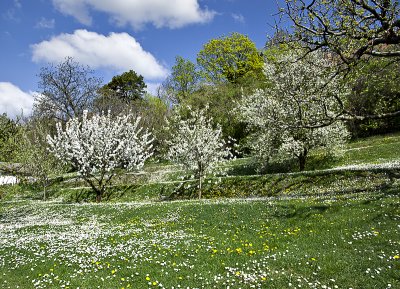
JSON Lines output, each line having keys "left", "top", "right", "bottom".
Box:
{"left": 1, "top": 0, "right": 399, "bottom": 201}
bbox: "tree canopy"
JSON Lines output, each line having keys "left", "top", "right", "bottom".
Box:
{"left": 47, "top": 111, "right": 153, "bottom": 202}
{"left": 34, "top": 57, "right": 102, "bottom": 122}
{"left": 239, "top": 48, "right": 350, "bottom": 170}
{"left": 104, "top": 70, "right": 146, "bottom": 102}
{"left": 280, "top": 0, "right": 400, "bottom": 64}
{"left": 345, "top": 56, "right": 400, "bottom": 135}
{"left": 162, "top": 56, "right": 202, "bottom": 103}
{"left": 197, "top": 32, "right": 264, "bottom": 84}
{"left": 276, "top": 0, "right": 400, "bottom": 123}
{"left": 0, "top": 113, "right": 20, "bottom": 162}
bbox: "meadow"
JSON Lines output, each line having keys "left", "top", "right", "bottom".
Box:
{"left": 0, "top": 133, "right": 399, "bottom": 289}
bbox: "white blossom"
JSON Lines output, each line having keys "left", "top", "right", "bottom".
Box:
{"left": 167, "top": 106, "right": 232, "bottom": 198}
{"left": 239, "top": 49, "right": 350, "bottom": 170}
{"left": 47, "top": 111, "right": 153, "bottom": 201}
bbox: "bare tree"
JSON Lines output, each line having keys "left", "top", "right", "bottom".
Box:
{"left": 275, "top": 0, "right": 400, "bottom": 124}
{"left": 34, "top": 57, "right": 102, "bottom": 122}
{"left": 279, "top": 0, "right": 400, "bottom": 63}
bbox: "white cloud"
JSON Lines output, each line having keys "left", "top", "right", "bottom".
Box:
{"left": 52, "top": 0, "right": 92, "bottom": 25}
{"left": 31, "top": 29, "right": 169, "bottom": 80}
{"left": 35, "top": 17, "right": 55, "bottom": 29}
{"left": 232, "top": 13, "right": 245, "bottom": 24}
{"left": 52, "top": 0, "right": 216, "bottom": 29}
{"left": 0, "top": 82, "right": 35, "bottom": 119}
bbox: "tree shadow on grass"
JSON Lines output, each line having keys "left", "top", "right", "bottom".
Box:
{"left": 272, "top": 204, "right": 331, "bottom": 219}
{"left": 104, "top": 184, "right": 140, "bottom": 201}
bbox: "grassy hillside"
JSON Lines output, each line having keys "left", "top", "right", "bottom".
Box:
{"left": 0, "top": 133, "right": 399, "bottom": 288}
{"left": 2, "top": 132, "right": 399, "bottom": 202}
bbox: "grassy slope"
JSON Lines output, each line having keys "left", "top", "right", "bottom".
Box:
{"left": 0, "top": 194, "right": 399, "bottom": 289}
{"left": 2, "top": 132, "right": 399, "bottom": 202}
{"left": 0, "top": 132, "right": 399, "bottom": 288}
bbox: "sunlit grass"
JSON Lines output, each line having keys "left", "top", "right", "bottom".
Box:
{"left": 1, "top": 191, "right": 399, "bottom": 289}
{"left": 1, "top": 133, "right": 400, "bottom": 288}
{"left": 308, "top": 132, "right": 400, "bottom": 170}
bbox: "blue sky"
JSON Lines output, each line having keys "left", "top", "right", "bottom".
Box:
{"left": 0, "top": 0, "right": 284, "bottom": 118}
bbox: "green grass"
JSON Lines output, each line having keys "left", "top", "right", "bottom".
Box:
{"left": 0, "top": 191, "right": 399, "bottom": 289}
{"left": 0, "top": 132, "right": 399, "bottom": 288}
{"left": 202, "top": 132, "right": 400, "bottom": 175}
{"left": 308, "top": 132, "right": 400, "bottom": 170}
{"left": 1, "top": 132, "right": 399, "bottom": 202}
{"left": 341, "top": 133, "right": 400, "bottom": 164}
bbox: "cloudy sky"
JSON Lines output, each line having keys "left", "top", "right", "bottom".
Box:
{"left": 0, "top": 0, "right": 284, "bottom": 118}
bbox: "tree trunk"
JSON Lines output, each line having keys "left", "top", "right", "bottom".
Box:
{"left": 84, "top": 176, "right": 103, "bottom": 202}
{"left": 96, "top": 192, "right": 102, "bottom": 203}
{"left": 43, "top": 178, "right": 49, "bottom": 201}
{"left": 95, "top": 185, "right": 105, "bottom": 203}
{"left": 198, "top": 174, "right": 203, "bottom": 199}
{"left": 298, "top": 148, "right": 308, "bottom": 171}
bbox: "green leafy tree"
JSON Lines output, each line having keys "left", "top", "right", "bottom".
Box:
{"left": 93, "top": 87, "right": 131, "bottom": 116}
{"left": 104, "top": 70, "right": 146, "bottom": 102}
{"left": 0, "top": 113, "right": 20, "bottom": 163}
{"left": 17, "top": 121, "right": 63, "bottom": 200}
{"left": 137, "top": 94, "right": 170, "bottom": 155}
{"left": 162, "top": 56, "right": 202, "bottom": 103}
{"left": 346, "top": 58, "right": 400, "bottom": 136}
{"left": 197, "top": 32, "right": 264, "bottom": 84}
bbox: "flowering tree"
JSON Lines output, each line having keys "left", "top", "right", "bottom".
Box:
{"left": 167, "top": 106, "right": 232, "bottom": 198}
{"left": 47, "top": 111, "right": 153, "bottom": 202}
{"left": 239, "top": 48, "right": 350, "bottom": 171}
